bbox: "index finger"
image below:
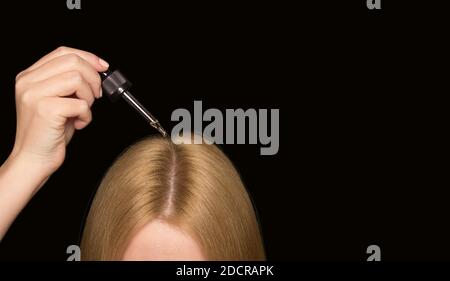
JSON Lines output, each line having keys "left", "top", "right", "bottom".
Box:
{"left": 25, "top": 46, "right": 109, "bottom": 73}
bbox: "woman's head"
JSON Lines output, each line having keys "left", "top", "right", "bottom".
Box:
{"left": 81, "top": 136, "right": 265, "bottom": 260}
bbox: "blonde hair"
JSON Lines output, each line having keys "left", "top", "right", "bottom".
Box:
{"left": 81, "top": 136, "right": 265, "bottom": 260}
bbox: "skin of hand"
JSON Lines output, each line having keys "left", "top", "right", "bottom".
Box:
{"left": 0, "top": 46, "right": 109, "bottom": 240}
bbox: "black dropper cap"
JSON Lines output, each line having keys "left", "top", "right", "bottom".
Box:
{"left": 100, "top": 69, "right": 132, "bottom": 102}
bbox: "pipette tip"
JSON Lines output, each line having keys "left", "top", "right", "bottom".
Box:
{"left": 150, "top": 122, "right": 168, "bottom": 138}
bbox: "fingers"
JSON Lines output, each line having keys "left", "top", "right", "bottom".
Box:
{"left": 17, "top": 54, "right": 103, "bottom": 99}
{"left": 26, "top": 46, "right": 108, "bottom": 73}
{"left": 39, "top": 97, "right": 92, "bottom": 130}
{"left": 19, "top": 71, "right": 96, "bottom": 107}
{"left": 64, "top": 120, "right": 76, "bottom": 145}
{"left": 58, "top": 98, "right": 92, "bottom": 130}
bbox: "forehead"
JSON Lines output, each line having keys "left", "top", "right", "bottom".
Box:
{"left": 122, "top": 220, "right": 205, "bottom": 261}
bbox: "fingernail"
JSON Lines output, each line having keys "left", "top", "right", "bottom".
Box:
{"left": 98, "top": 58, "right": 109, "bottom": 68}
{"left": 99, "top": 87, "right": 103, "bottom": 98}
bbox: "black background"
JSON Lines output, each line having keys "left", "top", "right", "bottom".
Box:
{"left": 0, "top": 1, "right": 447, "bottom": 261}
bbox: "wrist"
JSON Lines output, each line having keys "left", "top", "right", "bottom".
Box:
{"left": 2, "top": 152, "right": 50, "bottom": 194}
{"left": 0, "top": 152, "right": 50, "bottom": 240}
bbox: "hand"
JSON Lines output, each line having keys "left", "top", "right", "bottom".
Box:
{"left": 10, "top": 46, "right": 109, "bottom": 183}
{"left": 0, "top": 47, "right": 109, "bottom": 240}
